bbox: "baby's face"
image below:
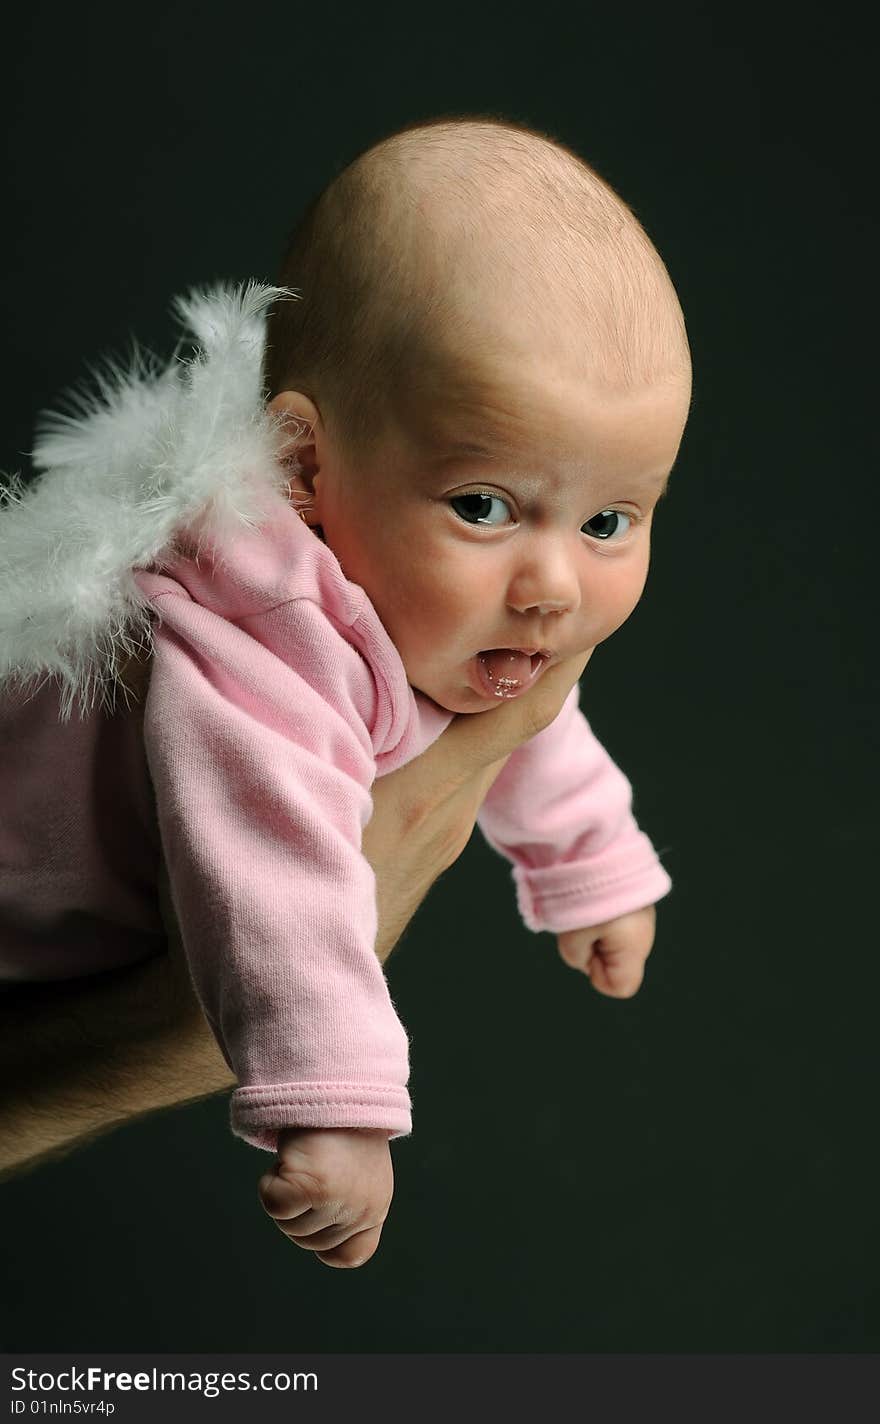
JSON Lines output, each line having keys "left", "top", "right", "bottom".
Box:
{"left": 274, "top": 353, "right": 689, "bottom": 714}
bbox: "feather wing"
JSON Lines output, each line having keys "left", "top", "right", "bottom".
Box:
{"left": 0, "top": 279, "right": 299, "bottom": 722}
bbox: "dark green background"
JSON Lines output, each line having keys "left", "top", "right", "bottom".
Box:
{"left": 2, "top": 0, "right": 876, "bottom": 1351}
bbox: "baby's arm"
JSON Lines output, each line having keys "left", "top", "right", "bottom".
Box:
{"left": 476, "top": 681, "right": 671, "bottom": 990}
{"left": 139, "top": 588, "right": 413, "bottom": 1266}
{"left": 140, "top": 586, "right": 412, "bottom": 1149}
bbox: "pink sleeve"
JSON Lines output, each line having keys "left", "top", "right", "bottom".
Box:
{"left": 476, "top": 683, "right": 672, "bottom": 933}
{"left": 140, "top": 588, "right": 412, "bottom": 1152}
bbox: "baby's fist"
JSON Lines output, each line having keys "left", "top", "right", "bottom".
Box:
{"left": 557, "top": 904, "right": 656, "bottom": 998}
{"left": 258, "top": 1127, "right": 393, "bottom": 1269}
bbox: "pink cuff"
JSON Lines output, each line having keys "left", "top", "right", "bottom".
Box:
{"left": 230, "top": 1081, "right": 413, "bottom": 1151}
{"left": 513, "top": 837, "right": 673, "bottom": 934}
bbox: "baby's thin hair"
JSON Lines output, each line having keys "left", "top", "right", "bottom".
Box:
{"left": 262, "top": 112, "right": 690, "bottom": 464}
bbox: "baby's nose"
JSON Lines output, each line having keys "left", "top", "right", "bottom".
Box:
{"left": 510, "top": 596, "right": 571, "bottom": 616}
{"left": 506, "top": 547, "right": 580, "bottom": 618}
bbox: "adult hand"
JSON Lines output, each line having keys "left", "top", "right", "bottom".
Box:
{"left": 365, "top": 649, "right": 592, "bottom": 961}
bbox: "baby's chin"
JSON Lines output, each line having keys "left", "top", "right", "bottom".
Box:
{"left": 408, "top": 677, "right": 500, "bottom": 716}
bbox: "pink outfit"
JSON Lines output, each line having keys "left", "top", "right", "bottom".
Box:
{"left": 0, "top": 495, "right": 671, "bottom": 1151}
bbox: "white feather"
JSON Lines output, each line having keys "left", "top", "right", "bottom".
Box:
{"left": 0, "top": 279, "right": 303, "bottom": 722}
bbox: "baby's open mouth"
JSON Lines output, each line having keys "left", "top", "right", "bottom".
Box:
{"left": 473, "top": 648, "right": 549, "bottom": 699}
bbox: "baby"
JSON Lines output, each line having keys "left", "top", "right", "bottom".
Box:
{"left": 0, "top": 117, "right": 691, "bottom": 1269}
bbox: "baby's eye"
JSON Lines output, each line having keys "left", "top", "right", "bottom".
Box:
{"left": 448, "top": 492, "right": 513, "bottom": 526}
{"left": 581, "top": 510, "right": 632, "bottom": 542}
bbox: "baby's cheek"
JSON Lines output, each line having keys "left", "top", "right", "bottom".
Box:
{"left": 593, "top": 556, "right": 650, "bottom": 642}
{"left": 402, "top": 574, "right": 469, "bottom": 643}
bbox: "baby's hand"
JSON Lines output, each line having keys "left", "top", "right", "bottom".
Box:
{"left": 257, "top": 1127, "right": 393, "bottom": 1269}
{"left": 557, "top": 904, "right": 656, "bottom": 999}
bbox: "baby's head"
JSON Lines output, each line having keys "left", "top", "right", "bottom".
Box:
{"left": 263, "top": 116, "right": 692, "bottom": 713}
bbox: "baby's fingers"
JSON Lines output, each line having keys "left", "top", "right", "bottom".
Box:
{"left": 587, "top": 946, "right": 646, "bottom": 999}
{"left": 257, "top": 1167, "right": 315, "bottom": 1225}
{"left": 316, "top": 1224, "right": 384, "bottom": 1269}
{"left": 259, "top": 1176, "right": 382, "bottom": 1267}
{"left": 559, "top": 907, "right": 656, "bottom": 1000}
{"left": 257, "top": 1166, "right": 386, "bottom": 1267}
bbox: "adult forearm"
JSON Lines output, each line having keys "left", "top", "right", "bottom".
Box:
{"left": 0, "top": 950, "right": 235, "bottom": 1180}
{"left": 0, "top": 853, "right": 235, "bottom": 1179}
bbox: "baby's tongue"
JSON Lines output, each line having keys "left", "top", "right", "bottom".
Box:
{"left": 478, "top": 648, "right": 533, "bottom": 690}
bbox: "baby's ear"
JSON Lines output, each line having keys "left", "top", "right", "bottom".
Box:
{"left": 266, "top": 394, "right": 325, "bottom": 526}
{"left": 266, "top": 391, "right": 325, "bottom": 509}
{"left": 266, "top": 391, "right": 320, "bottom": 467}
